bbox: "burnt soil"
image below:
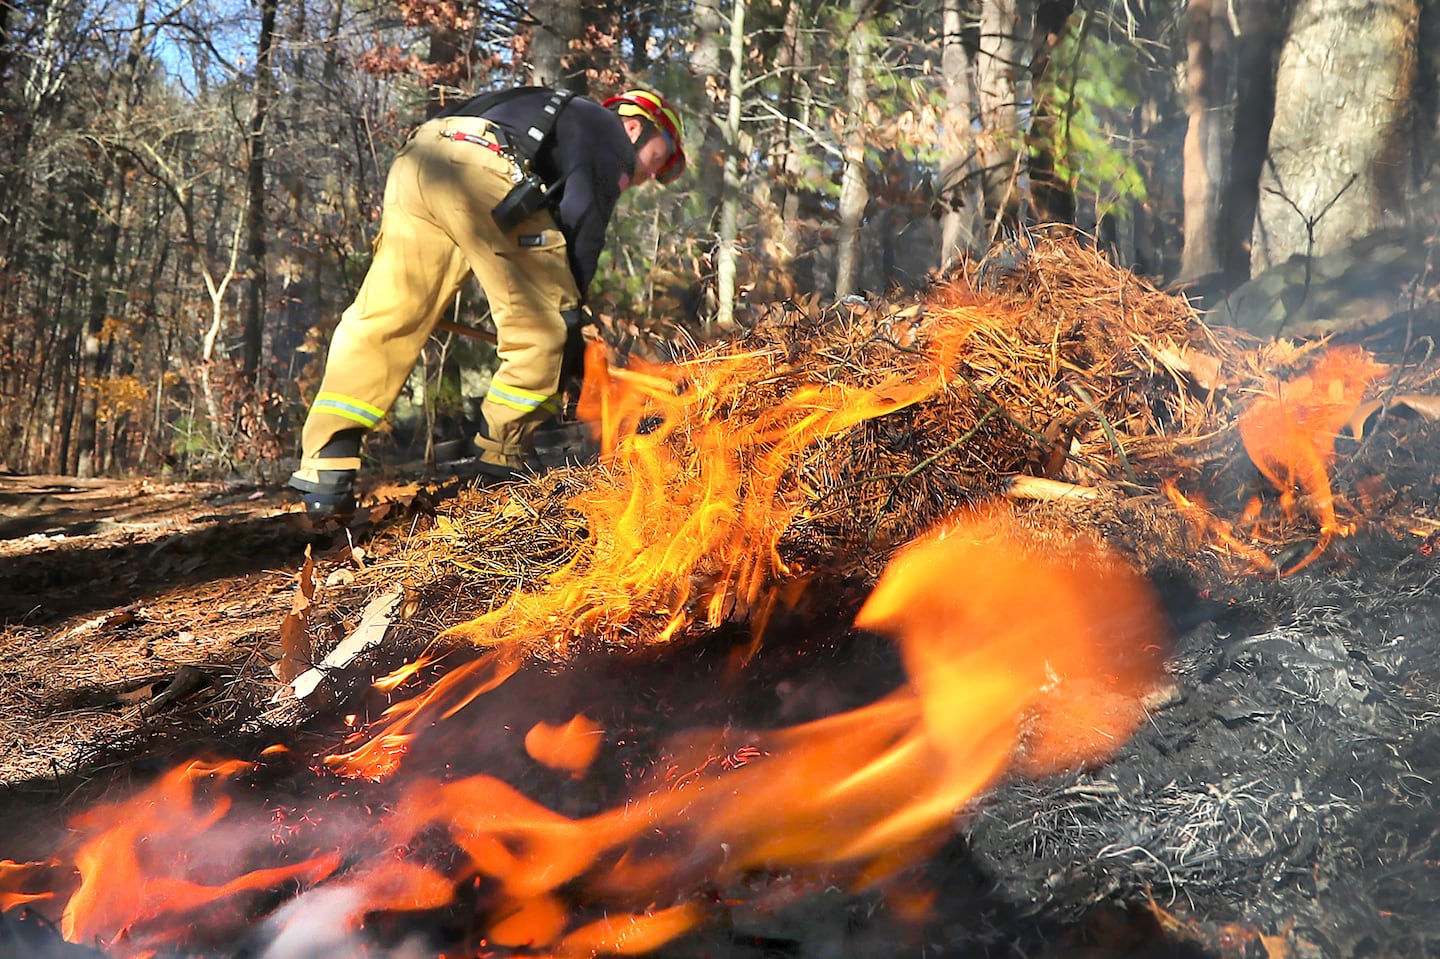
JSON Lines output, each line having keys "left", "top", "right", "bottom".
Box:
{"left": 3, "top": 413, "right": 1440, "bottom": 959}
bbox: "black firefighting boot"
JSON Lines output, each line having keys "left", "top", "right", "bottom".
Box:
{"left": 471, "top": 420, "right": 545, "bottom": 484}
{"left": 287, "top": 429, "right": 363, "bottom": 519}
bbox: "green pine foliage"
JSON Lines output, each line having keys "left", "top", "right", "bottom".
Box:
{"left": 1032, "top": 19, "right": 1149, "bottom": 219}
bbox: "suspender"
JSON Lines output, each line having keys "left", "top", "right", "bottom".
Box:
{"left": 506, "top": 90, "right": 574, "bottom": 174}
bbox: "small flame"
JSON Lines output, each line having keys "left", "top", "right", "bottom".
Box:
{"left": 0, "top": 859, "right": 56, "bottom": 912}
{"left": 1238, "top": 346, "right": 1384, "bottom": 564}
{"left": 1172, "top": 346, "right": 1384, "bottom": 575}
{"left": 525, "top": 714, "right": 605, "bottom": 774}
{"left": 372, "top": 649, "right": 442, "bottom": 693}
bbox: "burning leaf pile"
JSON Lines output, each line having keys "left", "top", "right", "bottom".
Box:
{"left": 384, "top": 235, "right": 1234, "bottom": 655}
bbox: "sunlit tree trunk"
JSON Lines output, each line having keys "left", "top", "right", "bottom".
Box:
{"left": 940, "top": 0, "right": 982, "bottom": 267}
{"left": 976, "top": 0, "right": 1023, "bottom": 235}
{"left": 1252, "top": 0, "right": 1418, "bottom": 270}
{"left": 529, "top": 0, "right": 582, "bottom": 91}
{"left": 754, "top": 0, "right": 813, "bottom": 297}
{"left": 834, "top": 0, "right": 872, "bottom": 299}
{"left": 1179, "top": 0, "right": 1222, "bottom": 280}
{"left": 714, "top": 0, "right": 747, "bottom": 327}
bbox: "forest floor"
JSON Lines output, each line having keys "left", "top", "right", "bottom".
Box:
{"left": 5, "top": 429, "right": 1440, "bottom": 959}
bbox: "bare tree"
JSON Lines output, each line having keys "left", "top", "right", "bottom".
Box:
{"left": 835, "top": 0, "right": 873, "bottom": 298}
{"left": 939, "top": 0, "right": 982, "bottom": 267}
{"left": 241, "top": 0, "right": 279, "bottom": 380}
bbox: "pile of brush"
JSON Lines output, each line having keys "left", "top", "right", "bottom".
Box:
{"left": 352, "top": 231, "right": 1411, "bottom": 660}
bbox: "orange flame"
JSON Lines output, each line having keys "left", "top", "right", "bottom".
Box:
{"left": 1237, "top": 346, "right": 1385, "bottom": 572}
{"left": 356, "top": 506, "right": 1168, "bottom": 953}
{"left": 1170, "top": 346, "right": 1385, "bottom": 575}
{"left": 525, "top": 714, "right": 605, "bottom": 774}
{"left": 445, "top": 308, "right": 984, "bottom": 652}
{"left": 0, "top": 858, "right": 56, "bottom": 912}
{"left": 61, "top": 759, "right": 341, "bottom": 949}
{"left": 331, "top": 305, "right": 992, "bottom": 783}
{"left": 24, "top": 505, "right": 1165, "bottom": 957}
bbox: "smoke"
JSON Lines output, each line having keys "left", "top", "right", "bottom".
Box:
{"left": 254, "top": 885, "right": 427, "bottom": 959}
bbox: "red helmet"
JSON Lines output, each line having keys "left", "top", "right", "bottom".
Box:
{"left": 602, "top": 88, "right": 687, "bottom": 184}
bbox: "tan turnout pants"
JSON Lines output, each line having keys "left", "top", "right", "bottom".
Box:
{"left": 293, "top": 114, "right": 580, "bottom": 480}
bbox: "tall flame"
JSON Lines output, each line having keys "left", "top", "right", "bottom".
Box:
{"left": 330, "top": 304, "right": 989, "bottom": 781}
{"left": 449, "top": 309, "right": 983, "bottom": 651}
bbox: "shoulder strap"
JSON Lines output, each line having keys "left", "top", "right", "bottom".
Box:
{"left": 506, "top": 90, "right": 575, "bottom": 167}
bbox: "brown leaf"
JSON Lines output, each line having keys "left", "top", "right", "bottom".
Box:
{"left": 271, "top": 545, "right": 316, "bottom": 684}
{"left": 1344, "top": 394, "right": 1440, "bottom": 439}
{"left": 1150, "top": 341, "right": 1225, "bottom": 393}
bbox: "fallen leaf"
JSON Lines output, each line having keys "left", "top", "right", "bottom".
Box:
{"left": 271, "top": 546, "right": 316, "bottom": 684}
{"left": 1344, "top": 394, "right": 1440, "bottom": 439}
{"left": 285, "top": 586, "right": 403, "bottom": 702}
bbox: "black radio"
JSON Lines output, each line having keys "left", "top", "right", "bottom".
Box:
{"left": 491, "top": 176, "right": 550, "bottom": 233}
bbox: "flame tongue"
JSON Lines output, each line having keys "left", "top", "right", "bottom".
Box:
{"left": 0, "top": 858, "right": 57, "bottom": 912}
{"left": 60, "top": 759, "right": 341, "bottom": 949}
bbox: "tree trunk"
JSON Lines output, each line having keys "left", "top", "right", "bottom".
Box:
{"left": 1217, "top": 0, "right": 1290, "bottom": 277}
{"left": 715, "top": 0, "right": 747, "bottom": 327}
{"left": 834, "top": 0, "right": 872, "bottom": 299}
{"left": 976, "top": 0, "right": 1024, "bottom": 235}
{"left": 529, "top": 0, "right": 583, "bottom": 91}
{"left": 1252, "top": 0, "right": 1418, "bottom": 270}
{"left": 242, "top": 0, "right": 278, "bottom": 381}
{"left": 939, "top": 0, "right": 982, "bottom": 267}
{"left": 77, "top": 0, "right": 147, "bottom": 478}
{"left": 1179, "top": 0, "right": 1222, "bottom": 281}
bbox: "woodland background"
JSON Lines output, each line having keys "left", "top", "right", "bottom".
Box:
{"left": 0, "top": 0, "right": 1437, "bottom": 479}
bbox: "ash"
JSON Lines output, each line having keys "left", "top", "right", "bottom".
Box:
{"left": 961, "top": 529, "right": 1440, "bottom": 958}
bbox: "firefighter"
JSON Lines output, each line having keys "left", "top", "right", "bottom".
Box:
{"left": 288, "top": 87, "right": 687, "bottom": 517}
